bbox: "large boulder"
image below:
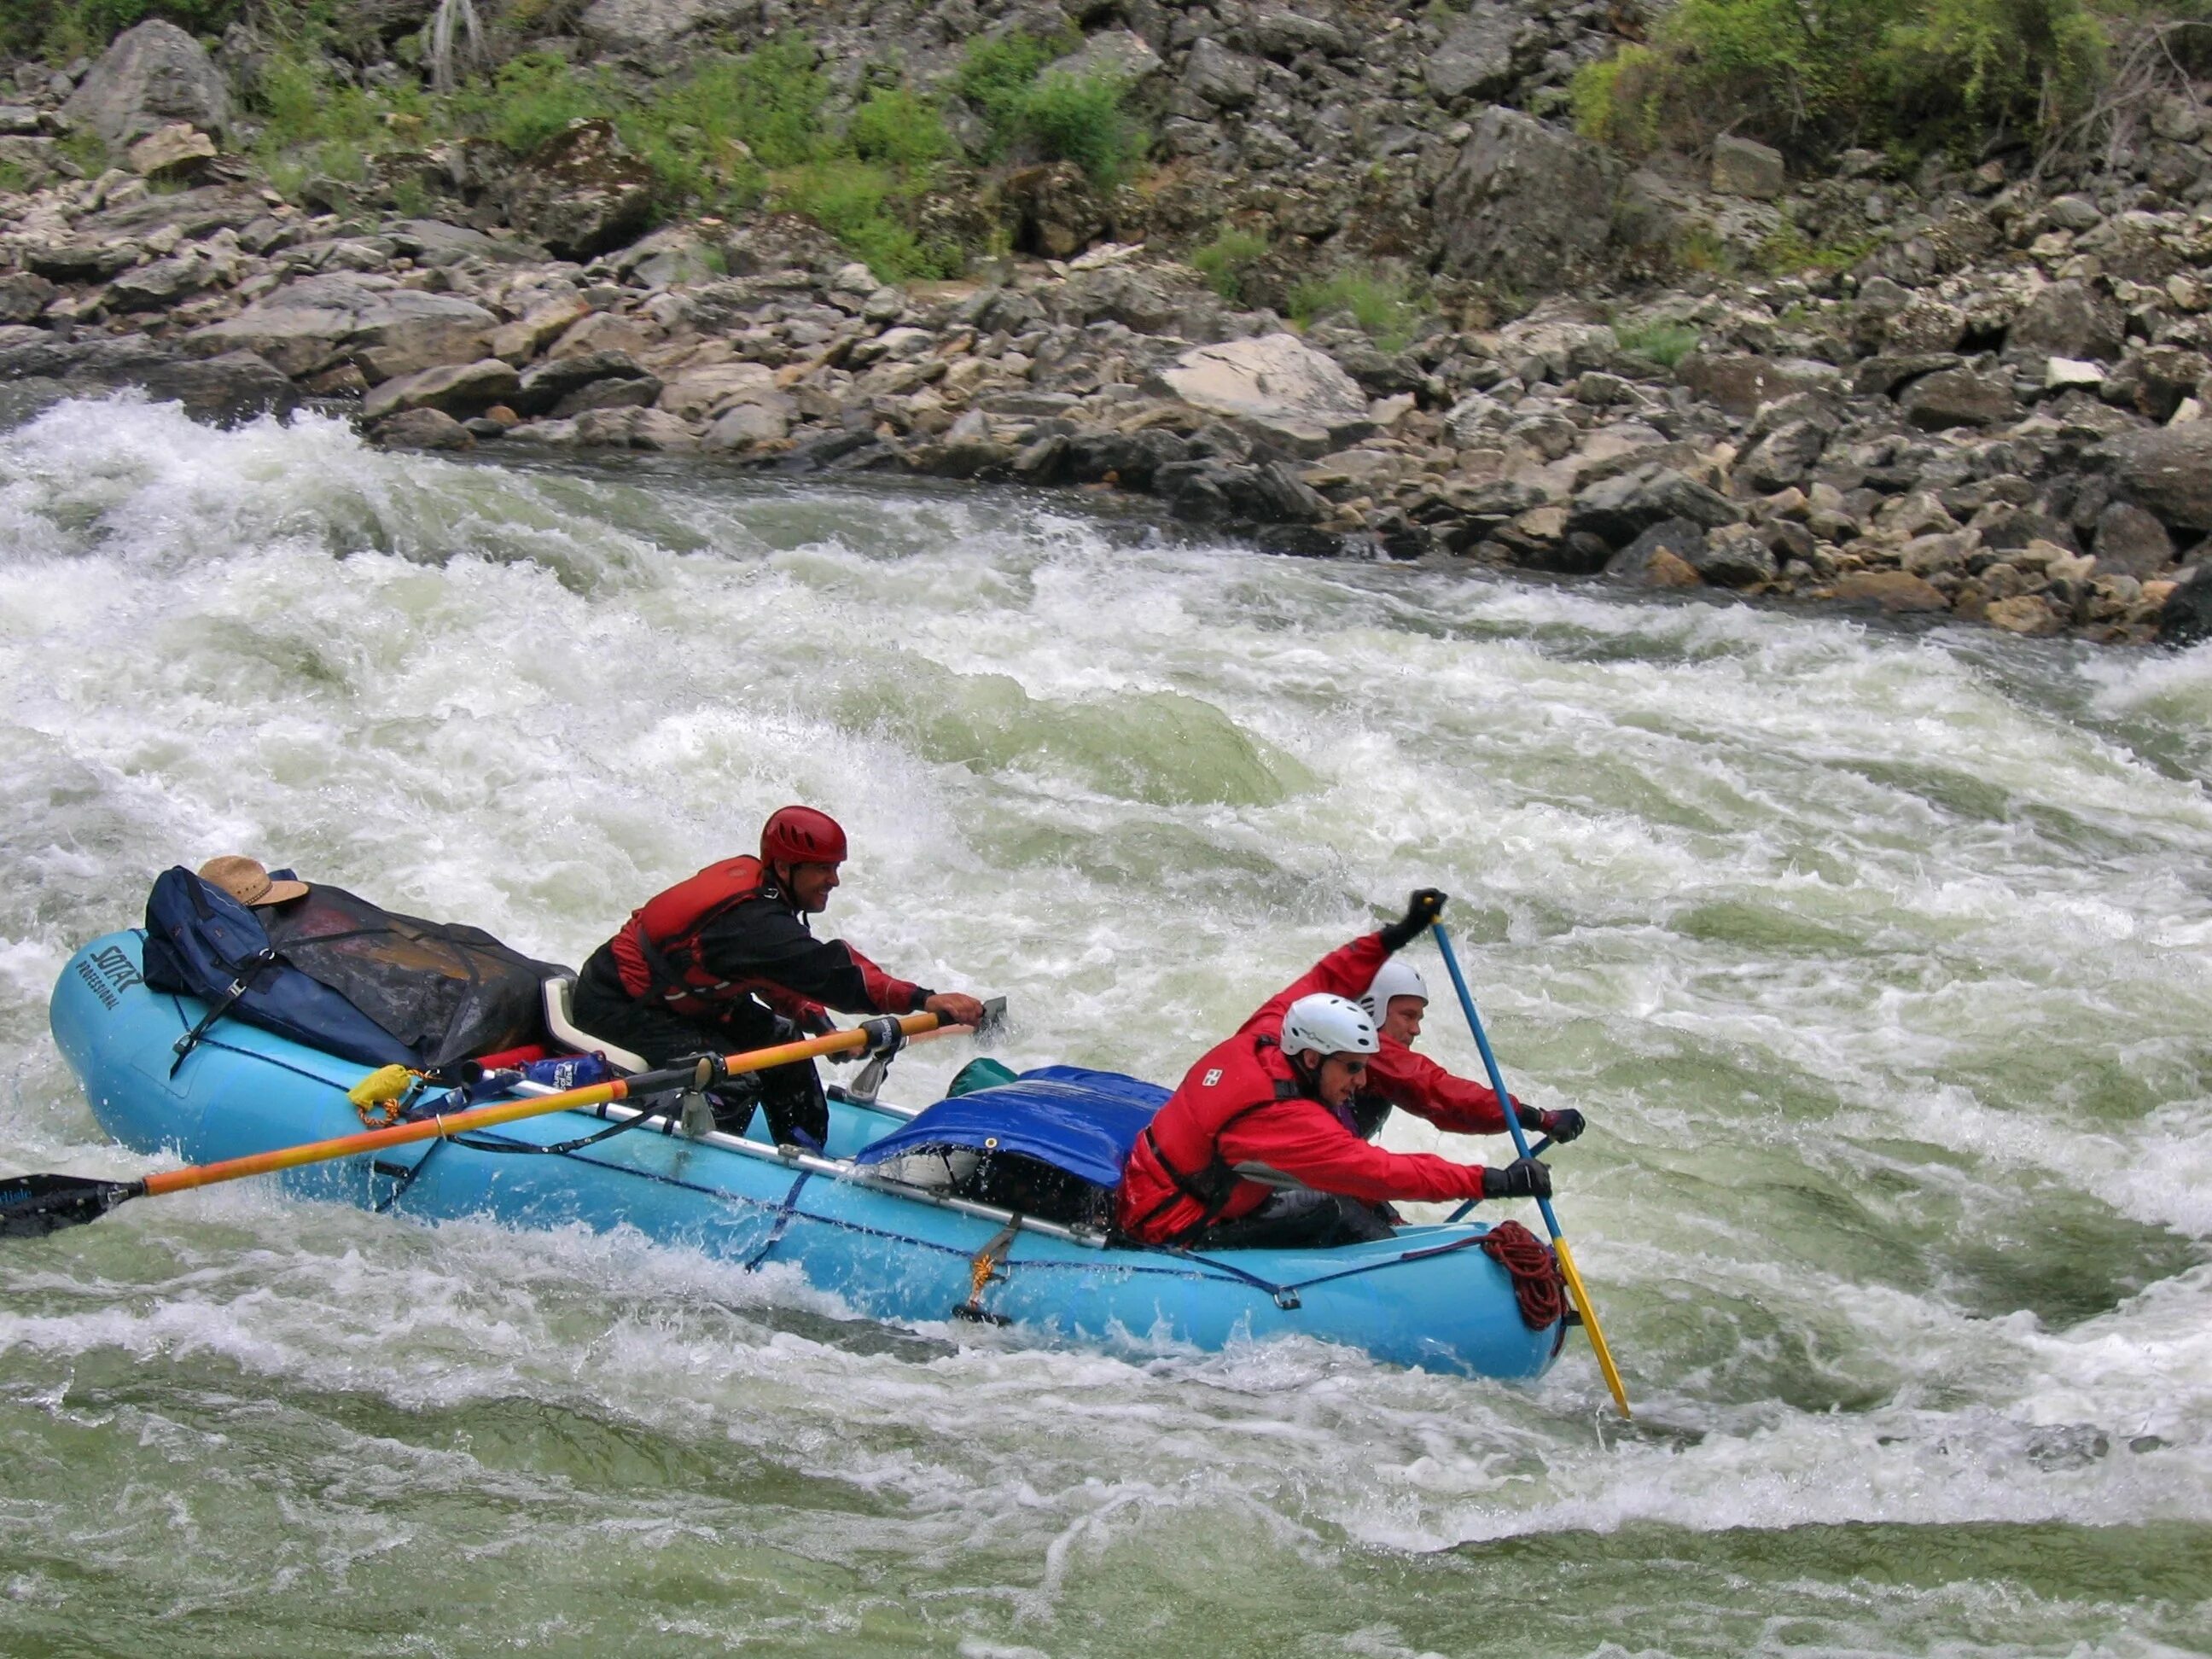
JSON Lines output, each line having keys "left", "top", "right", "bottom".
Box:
{"left": 1156, "top": 332, "right": 1372, "bottom": 455}
{"left": 1045, "top": 29, "right": 1164, "bottom": 87}
{"left": 578, "top": 0, "right": 751, "bottom": 51}
{"left": 2009, "top": 280, "right": 2125, "bottom": 362}
{"left": 1567, "top": 466, "right": 1741, "bottom": 548}
{"left": 184, "top": 272, "right": 496, "bottom": 380}
{"left": 362, "top": 358, "right": 522, "bottom": 422}
{"left": 1710, "top": 135, "right": 1784, "bottom": 200}
{"left": 1002, "top": 161, "right": 1107, "bottom": 259}
{"left": 1900, "top": 368, "right": 2021, "bottom": 430}
{"left": 136, "top": 352, "right": 300, "bottom": 426}
{"left": 2098, "top": 422, "right": 2212, "bottom": 533}
{"left": 1434, "top": 108, "right": 1622, "bottom": 288}
{"left": 1183, "top": 39, "right": 1260, "bottom": 108}
{"left": 1425, "top": 2, "right": 1519, "bottom": 102}
{"left": 62, "top": 20, "right": 230, "bottom": 148}
{"left": 503, "top": 119, "right": 657, "bottom": 261}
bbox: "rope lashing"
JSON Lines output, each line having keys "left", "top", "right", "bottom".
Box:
{"left": 1479, "top": 1219, "right": 1567, "bottom": 1330}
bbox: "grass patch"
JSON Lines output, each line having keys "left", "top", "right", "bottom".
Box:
{"left": 1190, "top": 226, "right": 1269, "bottom": 301}
{"left": 1570, "top": 0, "right": 2111, "bottom": 165}
{"left": 0, "top": 160, "right": 30, "bottom": 195}
{"left": 1614, "top": 318, "right": 1703, "bottom": 367}
{"left": 849, "top": 86, "right": 956, "bottom": 169}
{"left": 1288, "top": 269, "right": 1429, "bottom": 348}
{"left": 1755, "top": 217, "right": 1879, "bottom": 274}
{"left": 772, "top": 159, "right": 960, "bottom": 280}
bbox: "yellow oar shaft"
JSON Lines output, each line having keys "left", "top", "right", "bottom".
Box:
{"left": 139, "top": 1015, "right": 941, "bottom": 1199}
{"left": 1551, "top": 1234, "right": 1631, "bottom": 1418}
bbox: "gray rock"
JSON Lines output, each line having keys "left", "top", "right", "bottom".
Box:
{"left": 1425, "top": 3, "right": 1519, "bottom": 103}
{"left": 1604, "top": 517, "right": 1706, "bottom": 584}
{"left": 1688, "top": 521, "right": 1778, "bottom": 586}
{"left": 370, "top": 407, "right": 474, "bottom": 450}
{"left": 1884, "top": 297, "right": 1966, "bottom": 354}
{"left": 1183, "top": 39, "right": 1260, "bottom": 108}
{"left": 504, "top": 119, "right": 657, "bottom": 261}
{"left": 701, "top": 397, "right": 793, "bottom": 451}
{"left": 2045, "top": 195, "right": 2103, "bottom": 232}
{"left": 2098, "top": 422, "right": 2212, "bottom": 532}
{"left": 2102, "top": 345, "right": 2212, "bottom": 423}
{"left": 1901, "top": 368, "right": 2021, "bottom": 430}
{"left": 1568, "top": 466, "right": 1741, "bottom": 547}
{"left": 107, "top": 252, "right": 215, "bottom": 311}
{"left": 361, "top": 358, "right": 522, "bottom": 422}
{"left": 0, "top": 273, "right": 58, "bottom": 323}
{"left": 2010, "top": 280, "right": 2124, "bottom": 362}
{"left": 553, "top": 374, "right": 663, "bottom": 417}
{"left": 1738, "top": 418, "right": 1830, "bottom": 492}
{"left": 1435, "top": 107, "right": 1622, "bottom": 288}
{"left": 1002, "top": 161, "right": 1106, "bottom": 259}
{"left": 137, "top": 351, "right": 300, "bottom": 426}
{"left": 574, "top": 405, "right": 698, "bottom": 450}
{"left": 513, "top": 349, "right": 655, "bottom": 416}
{"left": 125, "top": 121, "right": 217, "bottom": 181}
{"left": 1158, "top": 332, "right": 1371, "bottom": 455}
{"left": 579, "top": 0, "right": 752, "bottom": 50}
{"left": 61, "top": 20, "right": 230, "bottom": 148}
{"left": 0, "top": 107, "right": 40, "bottom": 137}
{"left": 2093, "top": 500, "right": 2175, "bottom": 577}
{"left": 384, "top": 219, "right": 543, "bottom": 267}
{"left": 1679, "top": 351, "right": 1844, "bottom": 417}
{"left": 1249, "top": 9, "right": 1348, "bottom": 58}
{"left": 1853, "top": 352, "right": 1962, "bottom": 398}
{"left": 186, "top": 273, "right": 497, "bottom": 380}
{"left": 1711, "top": 135, "right": 1784, "bottom": 201}
{"left": 2160, "top": 568, "right": 2212, "bottom": 644}
{"left": 1045, "top": 28, "right": 1164, "bottom": 85}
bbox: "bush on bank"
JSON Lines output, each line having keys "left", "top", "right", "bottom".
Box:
{"left": 1571, "top": 0, "right": 2121, "bottom": 164}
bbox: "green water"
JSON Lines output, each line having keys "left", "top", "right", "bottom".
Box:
{"left": 0, "top": 401, "right": 2206, "bottom": 1656}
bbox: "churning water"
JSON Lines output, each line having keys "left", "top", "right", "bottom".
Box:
{"left": 1, "top": 396, "right": 2207, "bottom": 1656}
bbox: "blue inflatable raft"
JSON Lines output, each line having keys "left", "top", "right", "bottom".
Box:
{"left": 48, "top": 931, "right": 1566, "bottom": 1379}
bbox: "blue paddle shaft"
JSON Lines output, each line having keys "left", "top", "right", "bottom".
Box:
{"left": 1430, "top": 921, "right": 1564, "bottom": 1241}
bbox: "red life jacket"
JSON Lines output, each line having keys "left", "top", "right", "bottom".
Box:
{"left": 608, "top": 855, "right": 811, "bottom": 1022}
{"left": 1116, "top": 1028, "right": 1307, "bottom": 1243}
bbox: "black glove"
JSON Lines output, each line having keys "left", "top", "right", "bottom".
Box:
{"left": 1481, "top": 1157, "right": 1553, "bottom": 1201}
{"left": 1378, "top": 888, "right": 1448, "bottom": 952}
{"left": 1516, "top": 1103, "right": 1585, "bottom": 1144}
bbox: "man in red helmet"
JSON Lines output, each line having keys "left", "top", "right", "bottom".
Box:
{"left": 572, "top": 806, "right": 987, "bottom": 1147}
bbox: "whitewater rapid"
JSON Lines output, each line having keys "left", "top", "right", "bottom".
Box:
{"left": 1, "top": 397, "right": 2207, "bottom": 1656}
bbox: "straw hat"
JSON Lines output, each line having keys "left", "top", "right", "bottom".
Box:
{"left": 197, "top": 855, "right": 310, "bottom": 908}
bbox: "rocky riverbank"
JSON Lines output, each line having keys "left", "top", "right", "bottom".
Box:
{"left": 4, "top": 9, "right": 2212, "bottom": 644}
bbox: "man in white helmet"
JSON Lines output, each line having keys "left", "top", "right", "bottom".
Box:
{"left": 1116, "top": 890, "right": 1552, "bottom": 1250}
{"left": 1350, "top": 957, "right": 1587, "bottom": 1149}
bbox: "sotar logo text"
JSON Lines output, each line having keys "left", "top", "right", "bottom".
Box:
{"left": 1202, "top": 1068, "right": 1223, "bottom": 1086}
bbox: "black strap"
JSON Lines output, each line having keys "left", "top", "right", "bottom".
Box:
{"left": 168, "top": 947, "right": 280, "bottom": 1074}
{"left": 1132, "top": 1097, "right": 1284, "bottom": 1243}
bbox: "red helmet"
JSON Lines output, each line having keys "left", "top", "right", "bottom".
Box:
{"left": 760, "top": 805, "right": 848, "bottom": 866}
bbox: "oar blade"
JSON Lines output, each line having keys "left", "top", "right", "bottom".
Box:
{"left": 0, "top": 1173, "right": 139, "bottom": 1239}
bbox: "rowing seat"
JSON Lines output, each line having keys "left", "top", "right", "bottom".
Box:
{"left": 540, "top": 976, "right": 648, "bottom": 1074}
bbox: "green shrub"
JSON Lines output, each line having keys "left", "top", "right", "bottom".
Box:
{"left": 1190, "top": 226, "right": 1269, "bottom": 302}
{"left": 849, "top": 86, "right": 955, "bottom": 169}
{"left": 1288, "top": 269, "right": 1429, "bottom": 348}
{"left": 452, "top": 49, "right": 614, "bottom": 156}
{"left": 3, "top": 0, "right": 247, "bottom": 60}
{"left": 1018, "top": 70, "right": 1144, "bottom": 190}
{"left": 1614, "top": 318, "right": 1703, "bottom": 368}
{"left": 772, "top": 159, "right": 961, "bottom": 281}
{"left": 954, "top": 30, "right": 1068, "bottom": 148}
{"left": 1571, "top": 0, "right": 2110, "bottom": 163}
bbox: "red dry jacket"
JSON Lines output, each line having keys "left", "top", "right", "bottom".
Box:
{"left": 1116, "top": 932, "right": 1491, "bottom": 1244}
{"left": 608, "top": 854, "right": 926, "bottom": 1029}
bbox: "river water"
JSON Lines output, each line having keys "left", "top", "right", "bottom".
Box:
{"left": 0, "top": 396, "right": 2207, "bottom": 1656}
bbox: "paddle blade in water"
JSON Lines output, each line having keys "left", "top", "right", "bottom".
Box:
{"left": 0, "top": 1173, "right": 140, "bottom": 1238}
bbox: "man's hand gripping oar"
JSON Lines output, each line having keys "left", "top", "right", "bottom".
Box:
{"left": 1, "top": 1013, "right": 947, "bottom": 1241}
{"left": 1429, "top": 918, "right": 1633, "bottom": 1419}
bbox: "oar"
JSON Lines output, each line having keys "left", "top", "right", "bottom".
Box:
{"left": 1, "top": 1014, "right": 943, "bottom": 1242}
{"left": 1431, "top": 921, "right": 1633, "bottom": 1419}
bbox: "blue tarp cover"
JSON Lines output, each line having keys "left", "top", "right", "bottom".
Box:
{"left": 853, "top": 1065, "right": 1168, "bottom": 1188}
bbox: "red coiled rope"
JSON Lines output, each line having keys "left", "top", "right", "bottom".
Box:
{"left": 1479, "top": 1219, "right": 1568, "bottom": 1330}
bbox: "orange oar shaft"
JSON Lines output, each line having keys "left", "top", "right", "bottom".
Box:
{"left": 139, "top": 1014, "right": 942, "bottom": 1198}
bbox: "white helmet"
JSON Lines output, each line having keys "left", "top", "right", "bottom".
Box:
{"left": 1280, "top": 993, "right": 1380, "bottom": 1061}
{"left": 1358, "top": 958, "right": 1429, "bottom": 1024}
